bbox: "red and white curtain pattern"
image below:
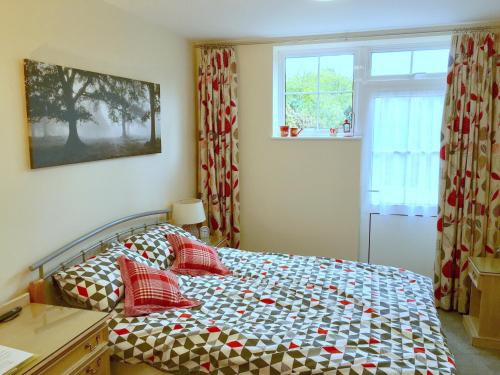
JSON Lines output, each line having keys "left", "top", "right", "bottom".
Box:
{"left": 198, "top": 47, "right": 240, "bottom": 248}
{"left": 434, "top": 32, "right": 500, "bottom": 313}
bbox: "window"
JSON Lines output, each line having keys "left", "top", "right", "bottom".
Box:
{"left": 371, "top": 49, "right": 449, "bottom": 76}
{"left": 365, "top": 46, "right": 449, "bottom": 216}
{"left": 284, "top": 54, "right": 354, "bottom": 135}
{"left": 275, "top": 47, "right": 358, "bottom": 137}
{"left": 274, "top": 41, "right": 449, "bottom": 139}
{"left": 370, "top": 94, "right": 444, "bottom": 216}
{"left": 274, "top": 36, "right": 450, "bottom": 215}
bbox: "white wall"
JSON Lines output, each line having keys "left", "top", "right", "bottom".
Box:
{"left": 0, "top": 0, "right": 195, "bottom": 303}
{"left": 237, "top": 44, "right": 361, "bottom": 260}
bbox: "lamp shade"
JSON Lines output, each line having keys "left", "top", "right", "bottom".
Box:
{"left": 172, "top": 199, "right": 206, "bottom": 225}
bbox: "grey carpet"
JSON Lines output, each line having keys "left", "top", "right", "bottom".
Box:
{"left": 439, "top": 310, "right": 500, "bottom": 375}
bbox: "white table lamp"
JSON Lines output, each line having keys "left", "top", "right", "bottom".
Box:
{"left": 172, "top": 199, "right": 206, "bottom": 237}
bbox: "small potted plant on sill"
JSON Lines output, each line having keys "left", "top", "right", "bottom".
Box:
{"left": 280, "top": 124, "right": 290, "bottom": 137}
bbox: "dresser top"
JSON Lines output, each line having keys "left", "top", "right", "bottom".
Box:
{"left": 0, "top": 303, "right": 108, "bottom": 372}
{"left": 470, "top": 256, "right": 500, "bottom": 275}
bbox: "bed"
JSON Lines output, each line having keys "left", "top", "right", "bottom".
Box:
{"left": 30, "top": 210, "right": 456, "bottom": 375}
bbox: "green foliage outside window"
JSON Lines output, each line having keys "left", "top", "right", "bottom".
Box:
{"left": 285, "top": 63, "right": 353, "bottom": 129}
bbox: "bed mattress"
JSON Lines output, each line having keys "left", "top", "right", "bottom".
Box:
{"left": 108, "top": 248, "right": 456, "bottom": 374}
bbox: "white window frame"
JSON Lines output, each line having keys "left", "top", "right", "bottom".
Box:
{"left": 361, "top": 42, "right": 449, "bottom": 213}
{"left": 273, "top": 37, "right": 451, "bottom": 139}
{"left": 368, "top": 45, "right": 451, "bottom": 80}
{"left": 365, "top": 86, "right": 446, "bottom": 214}
{"left": 274, "top": 47, "right": 360, "bottom": 138}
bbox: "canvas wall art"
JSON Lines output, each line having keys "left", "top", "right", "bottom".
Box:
{"left": 24, "top": 59, "right": 161, "bottom": 168}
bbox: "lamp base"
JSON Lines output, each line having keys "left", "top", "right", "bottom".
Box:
{"left": 181, "top": 224, "right": 200, "bottom": 238}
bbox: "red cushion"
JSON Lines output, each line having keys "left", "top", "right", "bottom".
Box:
{"left": 167, "top": 234, "right": 231, "bottom": 276}
{"left": 117, "top": 256, "right": 201, "bottom": 316}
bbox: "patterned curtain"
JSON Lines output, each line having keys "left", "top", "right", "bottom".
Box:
{"left": 434, "top": 32, "right": 500, "bottom": 313}
{"left": 198, "top": 47, "right": 240, "bottom": 248}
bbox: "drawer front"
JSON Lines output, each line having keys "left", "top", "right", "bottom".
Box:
{"left": 74, "top": 348, "right": 110, "bottom": 375}
{"left": 42, "top": 325, "right": 108, "bottom": 375}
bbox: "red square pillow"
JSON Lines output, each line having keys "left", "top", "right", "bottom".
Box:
{"left": 167, "top": 234, "right": 231, "bottom": 276}
{"left": 117, "top": 256, "right": 201, "bottom": 316}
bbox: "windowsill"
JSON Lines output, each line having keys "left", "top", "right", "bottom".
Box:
{"left": 271, "top": 135, "right": 362, "bottom": 141}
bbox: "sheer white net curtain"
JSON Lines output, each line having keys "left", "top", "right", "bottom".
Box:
{"left": 369, "top": 92, "right": 444, "bottom": 217}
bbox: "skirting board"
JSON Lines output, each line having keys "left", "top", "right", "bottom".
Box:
{"left": 463, "top": 315, "right": 500, "bottom": 350}
{"left": 111, "top": 359, "right": 171, "bottom": 375}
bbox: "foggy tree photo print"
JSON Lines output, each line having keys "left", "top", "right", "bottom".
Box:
{"left": 24, "top": 59, "right": 161, "bottom": 168}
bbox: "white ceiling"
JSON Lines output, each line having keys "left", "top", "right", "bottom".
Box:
{"left": 104, "top": 0, "right": 500, "bottom": 40}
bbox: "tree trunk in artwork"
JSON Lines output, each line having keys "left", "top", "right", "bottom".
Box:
{"left": 65, "top": 116, "right": 85, "bottom": 149}
{"left": 148, "top": 83, "right": 156, "bottom": 144}
{"left": 121, "top": 109, "right": 128, "bottom": 138}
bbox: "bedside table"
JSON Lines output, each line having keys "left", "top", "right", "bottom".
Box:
{"left": 0, "top": 294, "right": 110, "bottom": 374}
{"left": 463, "top": 256, "right": 500, "bottom": 350}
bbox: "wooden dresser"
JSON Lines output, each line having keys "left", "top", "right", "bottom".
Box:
{"left": 463, "top": 256, "right": 500, "bottom": 350}
{"left": 0, "top": 295, "right": 110, "bottom": 374}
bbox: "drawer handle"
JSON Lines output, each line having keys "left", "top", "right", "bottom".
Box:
{"left": 85, "top": 357, "right": 101, "bottom": 374}
{"left": 84, "top": 336, "right": 100, "bottom": 352}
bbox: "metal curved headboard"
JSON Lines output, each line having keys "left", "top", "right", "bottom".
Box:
{"left": 30, "top": 209, "right": 170, "bottom": 279}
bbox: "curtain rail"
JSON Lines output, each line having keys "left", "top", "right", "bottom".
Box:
{"left": 198, "top": 45, "right": 235, "bottom": 49}
{"left": 192, "top": 22, "right": 500, "bottom": 48}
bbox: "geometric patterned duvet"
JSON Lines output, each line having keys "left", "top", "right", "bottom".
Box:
{"left": 108, "top": 248, "right": 456, "bottom": 374}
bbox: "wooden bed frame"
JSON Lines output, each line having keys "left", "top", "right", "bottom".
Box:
{"left": 28, "top": 210, "right": 172, "bottom": 375}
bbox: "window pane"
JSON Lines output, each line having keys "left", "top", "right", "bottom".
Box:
{"left": 318, "top": 93, "right": 352, "bottom": 129}
{"left": 285, "top": 57, "right": 318, "bottom": 93}
{"left": 320, "top": 55, "right": 354, "bottom": 92}
{"left": 412, "top": 49, "right": 449, "bottom": 74}
{"left": 371, "top": 51, "right": 411, "bottom": 76}
{"left": 370, "top": 94, "right": 444, "bottom": 210}
{"left": 285, "top": 94, "right": 317, "bottom": 128}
